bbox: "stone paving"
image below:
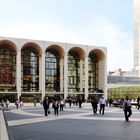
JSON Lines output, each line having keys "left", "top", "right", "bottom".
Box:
{"left": 4, "top": 104, "right": 140, "bottom": 140}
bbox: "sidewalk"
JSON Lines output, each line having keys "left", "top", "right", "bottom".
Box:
{"left": 0, "top": 110, "right": 9, "bottom": 140}
{"left": 4, "top": 104, "right": 140, "bottom": 140}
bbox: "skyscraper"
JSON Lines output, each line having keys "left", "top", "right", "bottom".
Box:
{"left": 134, "top": 0, "right": 140, "bottom": 76}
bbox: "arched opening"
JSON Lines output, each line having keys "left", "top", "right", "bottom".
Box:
{"left": 0, "top": 41, "right": 17, "bottom": 91}
{"left": 88, "top": 49, "right": 105, "bottom": 93}
{"left": 68, "top": 47, "right": 85, "bottom": 93}
{"left": 45, "top": 45, "right": 64, "bottom": 92}
{"left": 21, "top": 45, "right": 40, "bottom": 92}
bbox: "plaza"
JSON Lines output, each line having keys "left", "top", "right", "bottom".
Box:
{"left": 1, "top": 103, "right": 140, "bottom": 140}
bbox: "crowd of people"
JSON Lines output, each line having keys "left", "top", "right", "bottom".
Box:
{"left": 0, "top": 99, "right": 10, "bottom": 110}
{"left": 0, "top": 99, "right": 24, "bottom": 110}
{"left": 1, "top": 95, "right": 139, "bottom": 122}
{"left": 42, "top": 96, "right": 107, "bottom": 117}
{"left": 42, "top": 96, "right": 66, "bottom": 116}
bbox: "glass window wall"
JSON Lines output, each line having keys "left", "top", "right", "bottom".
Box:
{"left": 45, "top": 51, "right": 60, "bottom": 92}
{"left": 0, "top": 45, "right": 16, "bottom": 91}
{"left": 88, "top": 53, "right": 99, "bottom": 92}
{"left": 68, "top": 52, "right": 80, "bottom": 92}
{"left": 21, "top": 47, "right": 39, "bottom": 92}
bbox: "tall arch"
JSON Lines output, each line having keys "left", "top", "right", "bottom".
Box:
{"left": 88, "top": 49, "right": 105, "bottom": 93}
{"left": 45, "top": 45, "right": 64, "bottom": 92}
{"left": 21, "top": 43, "right": 41, "bottom": 92}
{"left": 0, "top": 40, "right": 17, "bottom": 91}
{"left": 68, "top": 47, "right": 85, "bottom": 93}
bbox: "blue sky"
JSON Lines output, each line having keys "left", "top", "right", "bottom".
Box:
{"left": 0, "top": 0, "right": 133, "bottom": 71}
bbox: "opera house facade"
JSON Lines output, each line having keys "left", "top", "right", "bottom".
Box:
{"left": 0, "top": 37, "right": 107, "bottom": 102}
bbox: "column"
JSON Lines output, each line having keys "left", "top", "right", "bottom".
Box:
{"left": 80, "top": 60, "right": 83, "bottom": 92}
{"left": 60, "top": 58, "right": 64, "bottom": 92}
{"left": 16, "top": 51, "right": 21, "bottom": 99}
{"left": 64, "top": 54, "right": 68, "bottom": 99}
{"left": 41, "top": 53, "right": 45, "bottom": 100}
{"left": 84, "top": 56, "right": 88, "bottom": 100}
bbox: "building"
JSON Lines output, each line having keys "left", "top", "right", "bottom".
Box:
{"left": 134, "top": 0, "right": 140, "bottom": 76}
{"left": 0, "top": 37, "right": 107, "bottom": 101}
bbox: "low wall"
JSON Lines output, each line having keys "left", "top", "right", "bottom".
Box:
{"left": 0, "top": 110, "right": 9, "bottom": 140}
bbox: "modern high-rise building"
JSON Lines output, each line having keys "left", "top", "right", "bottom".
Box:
{"left": 134, "top": 0, "right": 140, "bottom": 76}
{"left": 0, "top": 37, "right": 107, "bottom": 102}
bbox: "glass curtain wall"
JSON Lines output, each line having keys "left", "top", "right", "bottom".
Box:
{"left": 88, "top": 53, "right": 99, "bottom": 92}
{"left": 21, "top": 47, "right": 39, "bottom": 92}
{"left": 45, "top": 51, "right": 60, "bottom": 92}
{"left": 68, "top": 52, "right": 80, "bottom": 92}
{"left": 0, "top": 45, "right": 16, "bottom": 91}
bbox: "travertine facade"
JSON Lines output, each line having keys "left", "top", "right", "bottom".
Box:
{"left": 0, "top": 37, "right": 107, "bottom": 100}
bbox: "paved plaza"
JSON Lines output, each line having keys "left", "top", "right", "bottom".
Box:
{"left": 2, "top": 103, "right": 140, "bottom": 140}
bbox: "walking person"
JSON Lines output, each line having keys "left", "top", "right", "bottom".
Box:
{"left": 53, "top": 100, "right": 59, "bottom": 116}
{"left": 123, "top": 96, "right": 132, "bottom": 122}
{"left": 1, "top": 100, "right": 5, "bottom": 110}
{"left": 78, "top": 98, "right": 82, "bottom": 108}
{"left": 99, "top": 96, "right": 106, "bottom": 115}
{"left": 91, "top": 97, "right": 98, "bottom": 115}
{"left": 15, "top": 99, "right": 19, "bottom": 109}
{"left": 34, "top": 98, "right": 37, "bottom": 107}
{"left": 59, "top": 98, "right": 64, "bottom": 111}
{"left": 5, "top": 99, "right": 10, "bottom": 110}
{"left": 137, "top": 97, "right": 140, "bottom": 109}
{"left": 19, "top": 100, "right": 24, "bottom": 109}
{"left": 68, "top": 98, "right": 72, "bottom": 108}
{"left": 43, "top": 96, "right": 50, "bottom": 116}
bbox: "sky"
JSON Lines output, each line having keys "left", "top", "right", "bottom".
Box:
{"left": 0, "top": 0, "right": 133, "bottom": 71}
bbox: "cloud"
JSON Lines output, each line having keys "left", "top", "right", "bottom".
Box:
{"left": 0, "top": 17, "right": 133, "bottom": 71}
{"left": 78, "top": 17, "right": 133, "bottom": 71}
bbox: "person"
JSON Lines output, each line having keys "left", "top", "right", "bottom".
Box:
{"left": 137, "top": 97, "right": 140, "bottom": 109}
{"left": 123, "top": 96, "right": 132, "bottom": 122}
{"left": 99, "top": 96, "right": 106, "bottom": 115}
{"left": 34, "top": 98, "right": 37, "bottom": 107}
{"left": 20, "top": 100, "right": 24, "bottom": 109}
{"left": 91, "top": 97, "right": 98, "bottom": 115}
{"left": 59, "top": 99, "right": 64, "bottom": 111}
{"left": 1, "top": 100, "right": 5, "bottom": 110}
{"left": 53, "top": 100, "right": 59, "bottom": 116}
{"left": 108, "top": 98, "right": 112, "bottom": 107}
{"left": 43, "top": 96, "right": 50, "bottom": 116}
{"left": 15, "top": 99, "right": 19, "bottom": 109}
{"left": 68, "top": 98, "right": 72, "bottom": 108}
{"left": 5, "top": 99, "right": 10, "bottom": 110}
{"left": 78, "top": 98, "right": 82, "bottom": 108}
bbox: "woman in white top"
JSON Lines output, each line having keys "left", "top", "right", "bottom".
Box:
{"left": 99, "top": 96, "right": 106, "bottom": 115}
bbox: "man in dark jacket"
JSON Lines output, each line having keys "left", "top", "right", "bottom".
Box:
{"left": 43, "top": 96, "right": 50, "bottom": 116}
{"left": 123, "top": 96, "right": 132, "bottom": 122}
{"left": 91, "top": 97, "right": 98, "bottom": 115}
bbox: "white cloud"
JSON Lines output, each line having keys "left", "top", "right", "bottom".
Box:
{"left": 79, "top": 17, "right": 133, "bottom": 71}
{"left": 0, "top": 17, "right": 133, "bottom": 71}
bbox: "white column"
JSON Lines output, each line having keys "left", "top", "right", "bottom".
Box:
{"left": 16, "top": 51, "right": 21, "bottom": 99}
{"left": 41, "top": 53, "right": 45, "bottom": 100}
{"left": 84, "top": 56, "right": 88, "bottom": 100}
{"left": 99, "top": 59, "right": 107, "bottom": 99}
{"left": 80, "top": 60, "right": 83, "bottom": 92}
{"left": 60, "top": 58, "right": 64, "bottom": 92}
{"left": 64, "top": 54, "right": 68, "bottom": 99}
{"left": 39, "top": 55, "right": 42, "bottom": 92}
